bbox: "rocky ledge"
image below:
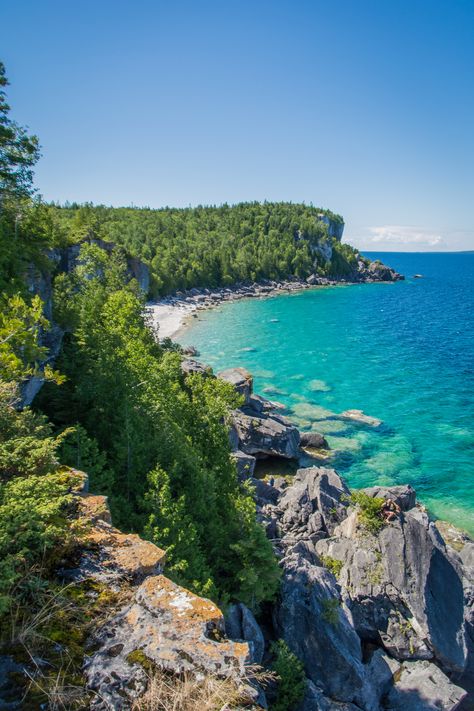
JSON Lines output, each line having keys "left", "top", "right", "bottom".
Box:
{"left": 254, "top": 466, "right": 474, "bottom": 710}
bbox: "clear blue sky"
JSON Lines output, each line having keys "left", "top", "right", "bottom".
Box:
{"left": 2, "top": 0, "right": 473, "bottom": 250}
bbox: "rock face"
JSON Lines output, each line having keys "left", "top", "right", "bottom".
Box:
{"left": 85, "top": 575, "right": 251, "bottom": 709}
{"left": 317, "top": 507, "right": 467, "bottom": 672}
{"left": 277, "top": 467, "right": 350, "bottom": 544}
{"left": 232, "top": 408, "right": 300, "bottom": 460}
{"left": 219, "top": 368, "right": 300, "bottom": 463}
{"left": 225, "top": 603, "right": 265, "bottom": 664}
{"left": 56, "top": 472, "right": 261, "bottom": 710}
{"left": 266, "top": 466, "right": 471, "bottom": 709}
{"left": 218, "top": 367, "right": 253, "bottom": 404}
{"left": 275, "top": 549, "right": 378, "bottom": 710}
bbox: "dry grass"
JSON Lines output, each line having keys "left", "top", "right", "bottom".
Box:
{"left": 23, "top": 663, "right": 89, "bottom": 711}
{"left": 131, "top": 667, "right": 272, "bottom": 711}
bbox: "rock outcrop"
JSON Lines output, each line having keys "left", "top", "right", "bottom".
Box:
{"left": 262, "top": 466, "right": 470, "bottom": 710}
{"left": 218, "top": 368, "right": 301, "bottom": 462}
{"left": 85, "top": 575, "right": 252, "bottom": 709}
{"left": 62, "top": 472, "right": 262, "bottom": 710}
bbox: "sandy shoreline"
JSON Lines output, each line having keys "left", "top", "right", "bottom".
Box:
{"left": 145, "top": 302, "right": 199, "bottom": 340}
{"left": 145, "top": 278, "right": 316, "bottom": 341}
{"left": 145, "top": 265, "right": 404, "bottom": 343}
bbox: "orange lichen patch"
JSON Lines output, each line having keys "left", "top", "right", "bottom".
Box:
{"left": 85, "top": 576, "right": 252, "bottom": 706}
{"left": 126, "top": 575, "right": 250, "bottom": 674}
{"left": 86, "top": 522, "right": 166, "bottom": 579}
{"left": 138, "top": 575, "right": 222, "bottom": 624}
{"left": 79, "top": 493, "right": 112, "bottom": 524}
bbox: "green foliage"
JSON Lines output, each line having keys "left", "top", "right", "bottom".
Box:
{"left": 0, "top": 61, "right": 40, "bottom": 201}
{"left": 0, "top": 469, "right": 77, "bottom": 614}
{"left": 350, "top": 491, "right": 385, "bottom": 534}
{"left": 270, "top": 639, "right": 306, "bottom": 711}
{"left": 0, "top": 294, "right": 48, "bottom": 381}
{"left": 51, "top": 201, "right": 345, "bottom": 295}
{"left": 321, "top": 555, "right": 343, "bottom": 578}
{"left": 321, "top": 597, "right": 340, "bottom": 625}
{"left": 37, "top": 248, "right": 280, "bottom": 607}
{"left": 324, "top": 239, "right": 360, "bottom": 277}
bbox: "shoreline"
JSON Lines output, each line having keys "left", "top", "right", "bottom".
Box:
{"left": 145, "top": 272, "right": 402, "bottom": 341}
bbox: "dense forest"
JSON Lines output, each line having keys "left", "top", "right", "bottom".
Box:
{"left": 50, "top": 201, "right": 350, "bottom": 294}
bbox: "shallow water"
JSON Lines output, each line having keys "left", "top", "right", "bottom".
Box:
{"left": 181, "top": 253, "right": 474, "bottom": 533}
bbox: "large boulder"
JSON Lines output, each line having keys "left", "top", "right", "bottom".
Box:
{"left": 316, "top": 507, "right": 468, "bottom": 673}
{"left": 277, "top": 467, "right": 350, "bottom": 545}
{"left": 300, "top": 432, "right": 329, "bottom": 450}
{"left": 85, "top": 575, "right": 252, "bottom": 709}
{"left": 384, "top": 659, "right": 467, "bottom": 710}
{"left": 232, "top": 409, "right": 300, "bottom": 460}
{"left": 217, "top": 367, "right": 253, "bottom": 405}
{"left": 274, "top": 550, "right": 378, "bottom": 710}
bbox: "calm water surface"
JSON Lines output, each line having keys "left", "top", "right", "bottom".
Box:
{"left": 181, "top": 253, "right": 474, "bottom": 533}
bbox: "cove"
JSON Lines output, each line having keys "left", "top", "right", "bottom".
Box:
{"left": 181, "top": 252, "right": 474, "bottom": 534}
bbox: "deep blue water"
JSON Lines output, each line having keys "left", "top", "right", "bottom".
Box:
{"left": 181, "top": 253, "right": 474, "bottom": 533}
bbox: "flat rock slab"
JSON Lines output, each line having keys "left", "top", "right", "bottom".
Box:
{"left": 385, "top": 660, "right": 467, "bottom": 711}
{"left": 85, "top": 575, "right": 250, "bottom": 709}
{"left": 339, "top": 409, "right": 382, "bottom": 427}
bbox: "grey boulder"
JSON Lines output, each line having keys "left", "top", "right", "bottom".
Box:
{"left": 384, "top": 660, "right": 467, "bottom": 711}
{"left": 231, "top": 409, "right": 300, "bottom": 460}
{"left": 225, "top": 603, "right": 265, "bottom": 664}
{"left": 277, "top": 467, "right": 350, "bottom": 544}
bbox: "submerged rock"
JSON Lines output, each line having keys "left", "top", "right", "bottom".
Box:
{"left": 339, "top": 409, "right": 382, "bottom": 427}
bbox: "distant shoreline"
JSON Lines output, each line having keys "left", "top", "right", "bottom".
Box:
{"left": 145, "top": 271, "right": 403, "bottom": 342}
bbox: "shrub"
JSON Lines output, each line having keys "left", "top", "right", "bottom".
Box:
{"left": 0, "top": 469, "right": 78, "bottom": 615}
{"left": 349, "top": 491, "right": 385, "bottom": 534}
{"left": 321, "top": 555, "right": 343, "bottom": 578}
{"left": 271, "top": 639, "right": 306, "bottom": 711}
{"left": 321, "top": 597, "right": 340, "bottom": 625}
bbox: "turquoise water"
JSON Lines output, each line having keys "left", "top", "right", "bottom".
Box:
{"left": 180, "top": 253, "right": 474, "bottom": 533}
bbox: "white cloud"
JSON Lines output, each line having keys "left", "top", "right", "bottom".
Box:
{"left": 367, "top": 225, "right": 444, "bottom": 247}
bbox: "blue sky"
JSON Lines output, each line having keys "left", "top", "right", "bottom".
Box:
{"left": 2, "top": 0, "right": 473, "bottom": 251}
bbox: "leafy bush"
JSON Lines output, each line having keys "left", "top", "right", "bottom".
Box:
{"left": 321, "top": 555, "right": 343, "bottom": 578}
{"left": 0, "top": 469, "right": 78, "bottom": 614}
{"left": 349, "top": 491, "right": 385, "bottom": 534}
{"left": 271, "top": 639, "right": 306, "bottom": 711}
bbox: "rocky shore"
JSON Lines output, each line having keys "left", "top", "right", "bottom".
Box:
{"left": 4, "top": 364, "right": 473, "bottom": 710}
{"left": 146, "top": 260, "right": 404, "bottom": 340}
